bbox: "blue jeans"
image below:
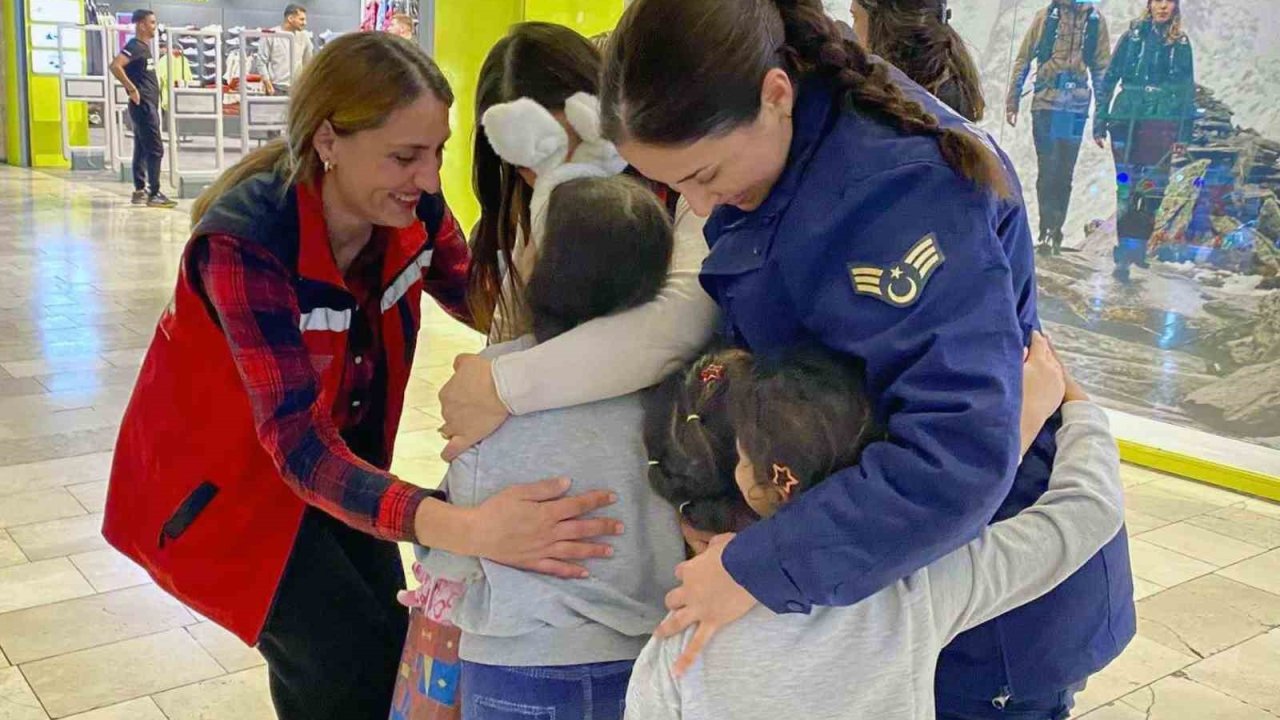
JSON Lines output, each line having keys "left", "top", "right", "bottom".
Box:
{"left": 460, "top": 660, "right": 634, "bottom": 720}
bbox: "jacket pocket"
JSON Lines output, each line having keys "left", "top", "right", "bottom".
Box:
{"left": 158, "top": 480, "right": 219, "bottom": 549}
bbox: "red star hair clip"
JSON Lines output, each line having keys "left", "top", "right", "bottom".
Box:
{"left": 699, "top": 363, "right": 725, "bottom": 386}
{"left": 770, "top": 463, "right": 800, "bottom": 500}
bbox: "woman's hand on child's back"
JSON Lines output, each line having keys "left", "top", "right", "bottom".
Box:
{"left": 1019, "top": 331, "right": 1066, "bottom": 455}
{"left": 438, "top": 354, "right": 511, "bottom": 461}
{"left": 657, "top": 533, "right": 758, "bottom": 676}
{"left": 467, "top": 477, "right": 624, "bottom": 579}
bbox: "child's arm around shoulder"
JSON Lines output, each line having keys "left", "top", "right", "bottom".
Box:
{"left": 930, "top": 400, "right": 1124, "bottom": 642}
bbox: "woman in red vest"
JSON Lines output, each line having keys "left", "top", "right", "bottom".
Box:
{"left": 102, "top": 33, "right": 621, "bottom": 720}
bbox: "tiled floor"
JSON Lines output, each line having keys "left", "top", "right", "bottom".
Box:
{"left": 0, "top": 165, "right": 1277, "bottom": 719}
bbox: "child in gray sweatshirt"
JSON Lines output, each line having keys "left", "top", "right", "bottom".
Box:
{"left": 628, "top": 338, "right": 1124, "bottom": 720}
{"left": 407, "top": 174, "right": 687, "bottom": 720}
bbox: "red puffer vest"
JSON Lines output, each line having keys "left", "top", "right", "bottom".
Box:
{"left": 103, "top": 172, "right": 446, "bottom": 644}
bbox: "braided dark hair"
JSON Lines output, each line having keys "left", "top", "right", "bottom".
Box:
{"left": 642, "top": 349, "right": 759, "bottom": 534}
{"left": 601, "top": 0, "right": 1008, "bottom": 196}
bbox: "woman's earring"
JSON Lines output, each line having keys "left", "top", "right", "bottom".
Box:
{"left": 323, "top": 158, "right": 334, "bottom": 173}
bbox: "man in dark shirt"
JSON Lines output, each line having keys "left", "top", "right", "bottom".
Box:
{"left": 110, "top": 9, "right": 176, "bottom": 208}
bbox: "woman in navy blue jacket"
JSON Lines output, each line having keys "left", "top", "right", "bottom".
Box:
{"left": 599, "top": 1, "right": 1135, "bottom": 717}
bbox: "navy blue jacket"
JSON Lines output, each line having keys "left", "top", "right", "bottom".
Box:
{"left": 706, "top": 72, "right": 1136, "bottom": 706}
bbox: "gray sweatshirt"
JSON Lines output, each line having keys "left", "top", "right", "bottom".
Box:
{"left": 417, "top": 336, "right": 685, "bottom": 667}
{"left": 625, "top": 402, "right": 1123, "bottom": 720}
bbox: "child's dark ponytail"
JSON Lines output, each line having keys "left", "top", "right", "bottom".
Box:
{"left": 642, "top": 350, "right": 757, "bottom": 535}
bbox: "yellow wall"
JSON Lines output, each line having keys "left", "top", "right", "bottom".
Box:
{"left": 433, "top": 0, "right": 625, "bottom": 231}
{"left": 2, "top": 0, "right": 23, "bottom": 163}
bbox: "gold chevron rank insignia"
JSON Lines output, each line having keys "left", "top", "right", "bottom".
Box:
{"left": 848, "top": 234, "right": 946, "bottom": 308}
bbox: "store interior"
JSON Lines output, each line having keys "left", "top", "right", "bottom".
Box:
{"left": 0, "top": 2, "right": 1276, "bottom": 718}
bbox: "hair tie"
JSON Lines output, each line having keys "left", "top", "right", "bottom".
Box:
{"left": 647, "top": 460, "right": 660, "bottom": 467}
{"left": 677, "top": 500, "right": 692, "bottom": 516}
{"left": 770, "top": 463, "right": 801, "bottom": 499}
{"left": 686, "top": 414, "right": 701, "bottom": 423}
{"left": 699, "top": 363, "right": 725, "bottom": 387}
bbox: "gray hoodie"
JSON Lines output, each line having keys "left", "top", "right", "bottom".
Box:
{"left": 416, "top": 336, "right": 685, "bottom": 667}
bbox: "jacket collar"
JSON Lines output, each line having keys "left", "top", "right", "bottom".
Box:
{"left": 295, "top": 180, "right": 430, "bottom": 291}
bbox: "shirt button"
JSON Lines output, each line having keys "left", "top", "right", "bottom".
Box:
{"left": 351, "top": 400, "right": 361, "bottom": 408}
{"left": 354, "top": 356, "right": 363, "bottom": 365}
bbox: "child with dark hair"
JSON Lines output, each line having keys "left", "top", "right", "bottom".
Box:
{"left": 632, "top": 334, "right": 1124, "bottom": 719}
{"left": 402, "top": 171, "right": 686, "bottom": 720}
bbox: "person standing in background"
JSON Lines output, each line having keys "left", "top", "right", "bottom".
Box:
{"left": 1007, "top": 0, "right": 1111, "bottom": 256}
{"left": 258, "top": 4, "right": 314, "bottom": 97}
{"left": 1094, "top": 0, "right": 1195, "bottom": 282}
{"left": 386, "top": 13, "right": 415, "bottom": 40}
{"left": 848, "top": 0, "right": 986, "bottom": 123}
{"left": 109, "top": 9, "right": 176, "bottom": 208}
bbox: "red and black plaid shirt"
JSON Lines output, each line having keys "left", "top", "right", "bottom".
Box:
{"left": 196, "top": 216, "right": 471, "bottom": 542}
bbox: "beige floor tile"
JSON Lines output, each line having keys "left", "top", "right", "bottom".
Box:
{"left": 0, "top": 585, "right": 194, "bottom": 665}
{"left": 1070, "top": 635, "right": 1199, "bottom": 716}
{"left": 1132, "top": 577, "right": 1166, "bottom": 602}
{"left": 20, "top": 629, "right": 225, "bottom": 719}
{"left": 1218, "top": 549, "right": 1280, "bottom": 597}
{"left": 1075, "top": 701, "right": 1146, "bottom": 719}
{"left": 0, "top": 533, "right": 26, "bottom": 570}
{"left": 1136, "top": 522, "right": 1267, "bottom": 567}
{"left": 1119, "top": 464, "right": 1177, "bottom": 488}
{"left": 0, "top": 409, "right": 118, "bottom": 443}
{"left": 396, "top": 408, "right": 438, "bottom": 434}
{"left": 0, "top": 490, "right": 84, "bottom": 531}
{"left": 0, "top": 379, "right": 46, "bottom": 400}
{"left": 64, "top": 483, "right": 106, "bottom": 515}
{"left": 67, "top": 550, "right": 149, "bottom": 594}
{"left": 1145, "top": 479, "right": 1249, "bottom": 508}
{"left": 1128, "top": 539, "right": 1218, "bottom": 588}
{"left": 1124, "top": 509, "right": 1171, "bottom": 535}
{"left": 0, "top": 667, "right": 47, "bottom": 720}
{"left": 60, "top": 698, "right": 167, "bottom": 720}
{"left": 96, "top": 350, "right": 145, "bottom": 370}
{"left": 152, "top": 668, "right": 274, "bottom": 720}
{"left": 0, "top": 648, "right": 7, "bottom": 669}
{"left": 1136, "top": 575, "right": 1280, "bottom": 658}
{"left": 35, "top": 368, "right": 139, "bottom": 395}
{"left": 0, "top": 454, "right": 113, "bottom": 498}
{"left": 391, "top": 456, "right": 448, "bottom": 491}
{"left": 1124, "top": 484, "right": 1222, "bottom": 524}
{"left": 392, "top": 429, "right": 445, "bottom": 460}
{"left": 1117, "top": 675, "right": 1277, "bottom": 720}
{"left": 185, "top": 624, "right": 264, "bottom": 674}
{"left": 7, "top": 515, "right": 106, "bottom": 562}
{"left": 0, "top": 357, "right": 111, "bottom": 381}
{"left": 1185, "top": 629, "right": 1280, "bottom": 714}
{"left": 1242, "top": 499, "right": 1280, "bottom": 521}
{"left": 0, "top": 559, "right": 95, "bottom": 615}
{"left": 0, "top": 428, "right": 119, "bottom": 468}
{"left": 1188, "top": 506, "right": 1280, "bottom": 551}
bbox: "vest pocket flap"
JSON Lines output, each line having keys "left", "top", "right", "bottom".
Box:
{"left": 159, "top": 481, "right": 219, "bottom": 548}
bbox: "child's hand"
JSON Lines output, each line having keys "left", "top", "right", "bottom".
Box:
{"left": 1046, "top": 335, "right": 1090, "bottom": 403}
{"left": 657, "top": 533, "right": 757, "bottom": 676}
{"left": 1020, "top": 331, "right": 1065, "bottom": 455}
{"left": 438, "top": 354, "right": 510, "bottom": 461}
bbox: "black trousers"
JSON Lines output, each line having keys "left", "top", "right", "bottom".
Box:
{"left": 129, "top": 100, "right": 164, "bottom": 195}
{"left": 1108, "top": 117, "right": 1181, "bottom": 270}
{"left": 258, "top": 508, "right": 410, "bottom": 720}
{"left": 1031, "top": 109, "right": 1087, "bottom": 237}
